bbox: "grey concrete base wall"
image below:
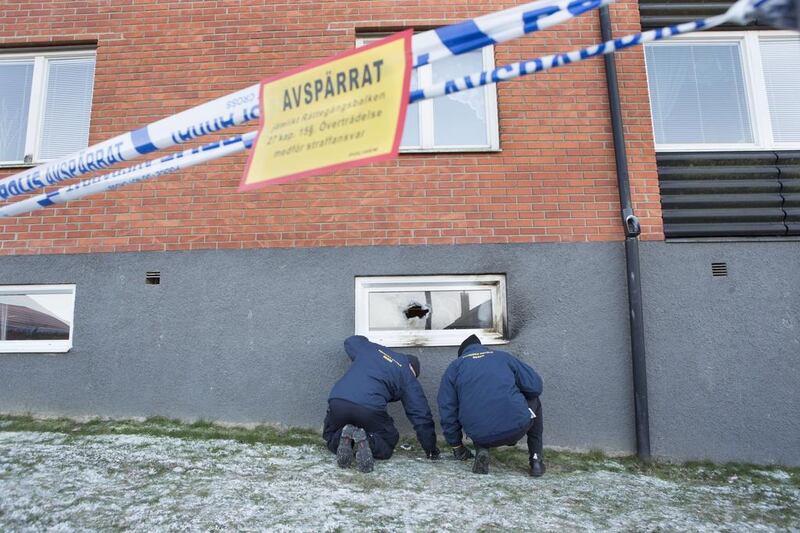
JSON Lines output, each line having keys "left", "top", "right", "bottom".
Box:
{"left": 640, "top": 241, "right": 800, "bottom": 467}
{"left": 0, "top": 243, "right": 635, "bottom": 455}
{"left": 0, "top": 241, "right": 797, "bottom": 465}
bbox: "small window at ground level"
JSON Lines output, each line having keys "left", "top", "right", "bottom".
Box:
{"left": 355, "top": 275, "right": 507, "bottom": 347}
{"left": 0, "top": 49, "right": 96, "bottom": 165}
{"left": 0, "top": 285, "right": 76, "bottom": 353}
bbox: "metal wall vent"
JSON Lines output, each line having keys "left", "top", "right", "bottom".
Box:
{"left": 145, "top": 271, "right": 161, "bottom": 285}
{"left": 711, "top": 262, "right": 728, "bottom": 277}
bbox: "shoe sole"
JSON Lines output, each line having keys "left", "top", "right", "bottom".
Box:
{"left": 472, "top": 449, "right": 489, "bottom": 474}
{"left": 336, "top": 437, "right": 353, "bottom": 468}
{"left": 336, "top": 425, "right": 356, "bottom": 468}
{"left": 353, "top": 429, "right": 374, "bottom": 473}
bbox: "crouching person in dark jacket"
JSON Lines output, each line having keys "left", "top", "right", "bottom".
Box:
{"left": 323, "top": 335, "right": 440, "bottom": 473}
{"left": 438, "top": 334, "right": 545, "bottom": 477}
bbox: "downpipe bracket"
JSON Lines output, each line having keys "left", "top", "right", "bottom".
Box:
{"left": 623, "top": 209, "right": 641, "bottom": 238}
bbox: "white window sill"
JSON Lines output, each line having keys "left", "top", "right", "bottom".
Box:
{"left": 400, "top": 147, "right": 502, "bottom": 154}
{"left": 0, "top": 342, "right": 72, "bottom": 354}
{"left": 0, "top": 162, "right": 38, "bottom": 169}
{"left": 656, "top": 146, "right": 800, "bottom": 153}
{"left": 368, "top": 332, "right": 508, "bottom": 348}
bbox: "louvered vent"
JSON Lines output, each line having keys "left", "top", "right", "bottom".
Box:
{"left": 145, "top": 271, "right": 161, "bottom": 285}
{"left": 658, "top": 151, "right": 800, "bottom": 238}
{"left": 711, "top": 262, "right": 728, "bottom": 277}
{"left": 638, "top": 0, "right": 769, "bottom": 30}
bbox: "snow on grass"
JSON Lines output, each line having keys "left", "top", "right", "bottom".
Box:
{"left": 1, "top": 431, "right": 798, "bottom": 532}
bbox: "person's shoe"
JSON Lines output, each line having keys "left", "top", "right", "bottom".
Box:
{"left": 529, "top": 453, "right": 546, "bottom": 477}
{"left": 353, "top": 428, "right": 374, "bottom": 473}
{"left": 336, "top": 424, "right": 357, "bottom": 468}
{"left": 472, "top": 447, "right": 489, "bottom": 474}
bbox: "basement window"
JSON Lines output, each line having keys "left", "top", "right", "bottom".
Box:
{"left": 0, "top": 284, "right": 76, "bottom": 353}
{"left": 355, "top": 275, "right": 507, "bottom": 347}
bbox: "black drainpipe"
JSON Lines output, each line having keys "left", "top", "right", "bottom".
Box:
{"left": 599, "top": 6, "right": 651, "bottom": 461}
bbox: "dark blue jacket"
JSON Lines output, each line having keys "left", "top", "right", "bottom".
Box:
{"left": 329, "top": 335, "right": 437, "bottom": 452}
{"left": 437, "top": 343, "right": 543, "bottom": 446}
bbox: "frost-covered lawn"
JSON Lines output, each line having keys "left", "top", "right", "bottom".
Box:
{"left": 1, "top": 417, "right": 798, "bottom": 531}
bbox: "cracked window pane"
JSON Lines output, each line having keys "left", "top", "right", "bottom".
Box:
{"left": 431, "top": 51, "right": 488, "bottom": 146}
{"left": 369, "top": 290, "right": 492, "bottom": 331}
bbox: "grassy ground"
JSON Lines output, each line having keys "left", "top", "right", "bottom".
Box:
{"left": 1, "top": 415, "right": 798, "bottom": 531}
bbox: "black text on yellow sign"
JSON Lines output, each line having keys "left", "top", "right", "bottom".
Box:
{"left": 240, "top": 31, "right": 412, "bottom": 191}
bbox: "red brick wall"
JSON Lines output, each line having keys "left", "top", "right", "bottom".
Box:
{"left": 0, "top": 0, "right": 662, "bottom": 255}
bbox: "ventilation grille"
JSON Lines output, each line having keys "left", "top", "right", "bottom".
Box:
{"left": 639, "top": 0, "right": 769, "bottom": 30}
{"left": 657, "top": 151, "right": 800, "bottom": 238}
{"left": 711, "top": 262, "right": 728, "bottom": 277}
{"left": 145, "top": 271, "right": 161, "bottom": 285}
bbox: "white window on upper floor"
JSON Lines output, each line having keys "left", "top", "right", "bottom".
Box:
{"left": 0, "top": 48, "right": 96, "bottom": 166}
{"left": 0, "top": 284, "right": 76, "bottom": 354}
{"left": 356, "top": 34, "right": 500, "bottom": 152}
{"left": 644, "top": 31, "right": 800, "bottom": 152}
{"left": 355, "top": 275, "right": 507, "bottom": 347}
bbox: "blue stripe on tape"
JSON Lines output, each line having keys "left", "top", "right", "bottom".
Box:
{"left": 567, "top": 0, "right": 602, "bottom": 16}
{"left": 37, "top": 192, "right": 59, "bottom": 207}
{"left": 131, "top": 127, "right": 159, "bottom": 155}
{"left": 435, "top": 21, "right": 496, "bottom": 55}
{"left": 523, "top": 5, "right": 560, "bottom": 32}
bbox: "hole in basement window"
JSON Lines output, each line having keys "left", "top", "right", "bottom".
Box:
{"left": 404, "top": 303, "right": 430, "bottom": 320}
{"left": 355, "top": 274, "right": 507, "bottom": 347}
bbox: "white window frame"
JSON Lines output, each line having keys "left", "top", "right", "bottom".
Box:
{"left": 0, "top": 48, "right": 96, "bottom": 166}
{"left": 354, "top": 274, "right": 507, "bottom": 347}
{"left": 0, "top": 284, "right": 76, "bottom": 354}
{"left": 644, "top": 31, "right": 800, "bottom": 152}
{"left": 356, "top": 35, "right": 500, "bottom": 152}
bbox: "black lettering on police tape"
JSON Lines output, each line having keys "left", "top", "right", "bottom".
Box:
{"left": 171, "top": 113, "right": 236, "bottom": 144}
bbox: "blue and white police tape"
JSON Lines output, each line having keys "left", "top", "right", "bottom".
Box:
{"left": 409, "top": 0, "right": 612, "bottom": 67}
{"left": 0, "top": 133, "right": 257, "bottom": 218}
{"left": 0, "top": 86, "right": 261, "bottom": 203}
{"left": 0, "top": 0, "right": 615, "bottom": 204}
{"left": 409, "top": 0, "right": 792, "bottom": 104}
{"left": 750, "top": 0, "right": 799, "bottom": 29}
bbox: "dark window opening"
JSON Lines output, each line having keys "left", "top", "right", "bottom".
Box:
{"left": 404, "top": 303, "right": 430, "bottom": 320}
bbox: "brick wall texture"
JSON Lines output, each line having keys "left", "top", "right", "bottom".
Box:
{"left": 0, "top": 0, "right": 663, "bottom": 255}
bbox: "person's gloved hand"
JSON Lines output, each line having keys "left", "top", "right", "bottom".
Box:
{"left": 452, "top": 444, "right": 474, "bottom": 461}
{"left": 426, "top": 447, "right": 441, "bottom": 460}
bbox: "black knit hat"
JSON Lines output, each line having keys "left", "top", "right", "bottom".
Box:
{"left": 407, "top": 354, "right": 421, "bottom": 378}
{"left": 458, "top": 334, "right": 482, "bottom": 357}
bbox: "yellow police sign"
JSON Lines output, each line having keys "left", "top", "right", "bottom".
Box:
{"left": 240, "top": 31, "right": 412, "bottom": 191}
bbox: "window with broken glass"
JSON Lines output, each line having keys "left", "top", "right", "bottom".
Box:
{"left": 0, "top": 285, "right": 76, "bottom": 353}
{"left": 354, "top": 275, "right": 507, "bottom": 347}
{"left": 356, "top": 35, "right": 500, "bottom": 152}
